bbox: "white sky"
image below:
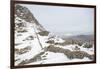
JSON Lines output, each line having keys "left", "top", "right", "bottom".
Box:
{"left": 19, "top": 4, "right": 94, "bottom": 36}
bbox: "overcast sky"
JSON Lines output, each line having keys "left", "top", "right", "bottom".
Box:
{"left": 20, "top": 4, "right": 94, "bottom": 36}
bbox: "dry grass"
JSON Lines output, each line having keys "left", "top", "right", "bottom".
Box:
{"left": 17, "top": 45, "right": 94, "bottom": 65}
{"left": 83, "top": 43, "right": 93, "bottom": 48}
{"left": 45, "top": 45, "right": 93, "bottom": 60}
{"left": 18, "top": 51, "right": 45, "bottom": 65}
{"left": 15, "top": 46, "right": 31, "bottom": 55}
{"left": 38, "top": 31, "right": 49, "bottom": 36}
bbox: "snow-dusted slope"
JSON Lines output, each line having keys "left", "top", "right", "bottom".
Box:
{"left": 14, "top": 4, "right": 94, "bottom": 66}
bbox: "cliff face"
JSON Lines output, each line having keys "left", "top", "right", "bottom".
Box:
{"left": 14, "top": 5, "right": 94, "bottom": 66}
{"left": 15, "top": 4, "right": 47, "bottom": 32}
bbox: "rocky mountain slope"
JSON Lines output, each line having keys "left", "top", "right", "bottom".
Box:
{"left": 14, "top": 4, "right": 94, "bottom": 66}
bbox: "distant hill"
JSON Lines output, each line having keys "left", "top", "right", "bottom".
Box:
{"left": 62, "top": 34, "right": 94, "bottom": 44}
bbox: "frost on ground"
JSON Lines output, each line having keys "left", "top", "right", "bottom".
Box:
{"left": 14, "top": 4, "right": 94, "bottom": 66}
